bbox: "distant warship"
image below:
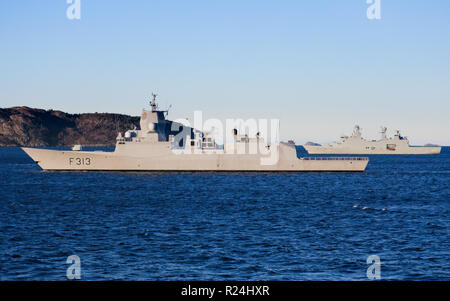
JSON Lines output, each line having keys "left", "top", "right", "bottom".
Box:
{"left": 22, "top": 96, "right": 369, "bottom": 172}
{"left": 304, "top": 125, "right": 441, "bottom": 155}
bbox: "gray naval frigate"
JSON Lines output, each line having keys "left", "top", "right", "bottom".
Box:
{"left": 304, "top": 125, "right": 441, "bottom": 155}
{"left": 22, "top": 96, "right": 369, "bottom": 172}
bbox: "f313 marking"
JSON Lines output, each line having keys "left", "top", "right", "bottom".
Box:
{"left": 69, "top": 157, "right": 91, "bottom": 166}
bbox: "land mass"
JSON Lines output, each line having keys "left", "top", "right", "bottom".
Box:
{"left": 0, "top": 106, "right": 140, "bottom": 147}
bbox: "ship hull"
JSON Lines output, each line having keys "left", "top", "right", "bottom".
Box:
{"left": 304, "top": 145, "right": 441, "bottom": 155}
{"left": 22, "top": 147, "right": 369, "bottom": 172}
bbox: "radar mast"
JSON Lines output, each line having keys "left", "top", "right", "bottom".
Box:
{"left": 150, "top": 93, "right": 158, "bottom": 111}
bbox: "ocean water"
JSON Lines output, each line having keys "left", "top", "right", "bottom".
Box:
{"left": 0, "top": 146, "right": 449, "bottom": 281}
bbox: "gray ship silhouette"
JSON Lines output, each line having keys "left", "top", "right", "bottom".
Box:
{"left": 22, "top": 96, "right": 369, "bottom": 172}
{"left": 304, "top": 125, "right": 441, "bottom": 155}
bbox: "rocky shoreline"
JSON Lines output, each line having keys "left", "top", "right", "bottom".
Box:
{"left": 0, "top": 107, "right": 140, "bottom": 147}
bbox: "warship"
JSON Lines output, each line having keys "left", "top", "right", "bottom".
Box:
{"left": 304, "top": 125, "right": 441, "bottom": 155}
{"left": 22, "top": 96, "right": 369, "bottom": 172}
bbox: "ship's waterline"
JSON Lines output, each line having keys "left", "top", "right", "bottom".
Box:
{"left": 21, "top": 147, "right": 369, "bottom": 172}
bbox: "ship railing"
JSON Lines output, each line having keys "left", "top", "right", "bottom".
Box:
{"left": 302, "top": 157, "right": 369, "bottom": 161}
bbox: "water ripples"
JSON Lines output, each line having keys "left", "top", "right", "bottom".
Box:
{"left": 0, "top": 147, "right": 449, "bottom": 280}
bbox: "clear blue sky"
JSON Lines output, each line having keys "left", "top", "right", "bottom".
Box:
{"left": 1, "top": 1, "right": 449, "bottom": 144}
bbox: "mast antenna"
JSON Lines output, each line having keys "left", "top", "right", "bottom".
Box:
{"left": 150, "top": 93, "right": 158, "bottom": 110}
{"left": 165, "top": 104, "right": 172, "bottom": 117}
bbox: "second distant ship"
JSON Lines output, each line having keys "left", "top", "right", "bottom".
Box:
{"left": 304, "top": 125, "right": 441, "bottom": 155}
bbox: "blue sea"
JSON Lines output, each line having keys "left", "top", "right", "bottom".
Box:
{"left": 0, "top": 147, "right": 449, "bottom": 280}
